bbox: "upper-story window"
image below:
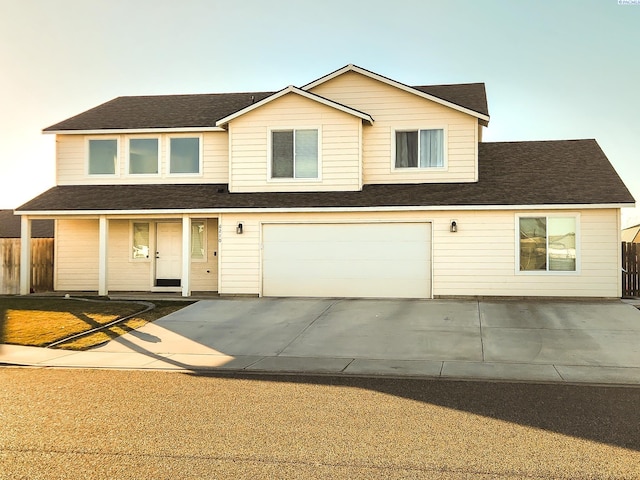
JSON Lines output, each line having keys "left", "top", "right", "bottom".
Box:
{"left": 128, "top": 138, "right": 159, "bottom": 175}
{"left": 169, "top": 136, "right": 201, "bottom": 174}
{"left": 395, "top": 129, "right": 445, "bottom": 169}
{"left": 271, "top": 129, "right": 319, "bottom": 179}
{"left": 88, "top": 138, "right": 118, "bottom": 175}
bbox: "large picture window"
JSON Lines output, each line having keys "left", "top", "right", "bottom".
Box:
{"left": 271, "top": 129, "right": 318, "bottom": 179}
{"left": 395, "top": 129, "right": 444, "bottom": 168}
{"left": 88, "top": 138, "right": 118, "bottom": 175}
{"left": 519, "top": 216, "right": 577, "bottom": 272}
{"left": 170, "top": 137, "right": 200, "bottom": 174}
{"left": 129, "top": 138, "right": 159, "bottom": 174}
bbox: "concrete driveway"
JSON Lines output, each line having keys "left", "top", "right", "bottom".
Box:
{"left": 85, "top": 297, "right": 640, "bottom": 384}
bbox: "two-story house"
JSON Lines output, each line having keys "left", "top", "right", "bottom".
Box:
{"left": 15, "top": 65, "right": 635, "bottom": 298}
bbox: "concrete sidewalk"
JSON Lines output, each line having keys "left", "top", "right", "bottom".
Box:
{"left": 2, "top": 298, "right": 640, "bottom": 385}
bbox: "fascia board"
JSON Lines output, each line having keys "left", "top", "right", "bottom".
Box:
{"left": 15, "top": 203, "right": 634, "bottom": 217}
{"left": 43, "top": 127, "right": 226, "bottom": 135}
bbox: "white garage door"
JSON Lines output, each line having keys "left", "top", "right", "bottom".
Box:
{"left": 262, "top": 223, "right": 431, "bottom": 298}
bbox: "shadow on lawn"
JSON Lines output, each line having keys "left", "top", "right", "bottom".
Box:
{"left": 0, "top": 296, "right": 143, "bottom": 348}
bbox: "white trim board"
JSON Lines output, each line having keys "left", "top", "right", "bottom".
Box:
{"left": 16, "top": 203, "right": 633, "bottom": 217}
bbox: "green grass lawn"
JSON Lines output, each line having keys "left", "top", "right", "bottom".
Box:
{"left": 0, "top": 297, "right": 191, "bottom": 350}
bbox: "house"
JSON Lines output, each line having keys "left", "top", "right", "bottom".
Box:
{"left": 15, "top": 65, "right": 635, "bottom": 298}
{"left": 0, "top": 210, "right": 54, "bottom": 294}
{"left": 622, "top": 224, "right": 640, "bottom": 243}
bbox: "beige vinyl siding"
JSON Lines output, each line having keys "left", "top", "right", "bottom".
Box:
{"left": 55, "top": 132, "right": 228, "bottom": 185}
{"left": 55, "top": 219, "right": 99, "bottom": 291}
{"left": 106, "top": 220, "right": 151, "bottom": 291}
{"left": 218, "top": 215, "right": 261, "bottom": 294}
{"left": 190, "top": 218, "right": 219, "bottom": 292}
{"left": 309, "top": 71, "right": 479, "bottom": 184}
{"left": 228, "top": 93, "right": 362, "bottom": 192}
{"left": 217, "top": 209, "right": 621, "bottom": 298}
{"left": 434, "top": 209, "right": 620, "bottom": 297}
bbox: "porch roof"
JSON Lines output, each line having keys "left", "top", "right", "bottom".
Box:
{"left": 16, "top": 140, "right": 635, "bottom": 213}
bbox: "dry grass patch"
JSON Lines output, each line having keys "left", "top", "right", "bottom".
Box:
{"left": 0, "top": 297, "right": 191, "bottom": 350}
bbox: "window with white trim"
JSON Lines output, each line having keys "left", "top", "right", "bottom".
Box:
{"left": 271, "top": 129, "right": 319, "bottom": 179}
{"left": 128, "top": 138, "right": 159, "bottom": 174}
{"left": 519, "top": 216, "right": 577, "bottom": 272}
{"left": 169, "top": 137, "right": 201, "bottom": 174}
{"left": 132, "top": 222, "right": 150, "bottom": 260}
{"left": 395, "top": 129, "right": 444, "bottom": 168}
{"left": 88, "top": 138, "right": 118, "bottom": 175}
{"left": 191, "top": 221, "right": 206, "bottom": 260}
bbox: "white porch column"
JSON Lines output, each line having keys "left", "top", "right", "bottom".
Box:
{"left": 181, "top": 215, "right": 191, "bottom": 297}
{"left": 98, "top": 215, "right": 109, "bottom": 296}
{"left": 19, "top": 215, "right": 31, "bottom": 295}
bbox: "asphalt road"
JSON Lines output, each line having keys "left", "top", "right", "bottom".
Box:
{"left": 1, "top": 368, "right": 638, "bottom": 479}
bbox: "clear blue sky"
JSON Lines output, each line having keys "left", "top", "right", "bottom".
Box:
{"left": 1, "top": 0, "right": 639, "bottom": 225}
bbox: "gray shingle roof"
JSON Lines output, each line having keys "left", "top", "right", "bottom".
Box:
{"left": 16, "top": 140, "right": 634, "bottom": 212}
{"left": 43, "top": 84, "right": 488, "bottom": 132}
{"left": 413, "top": 83, "right": 488, "bottom": 117}
{"left": 0, "top": 210, "right": 54, "bottom": 237}
{"left": 43, "top": 92, "right": 275, "bottom": 131}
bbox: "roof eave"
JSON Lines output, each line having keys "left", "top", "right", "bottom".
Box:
{"left": 16, "top": 202, "right": 635, "bottom": 216}
{"left": 43, "top": 126, "right": 226, "bottom": 135}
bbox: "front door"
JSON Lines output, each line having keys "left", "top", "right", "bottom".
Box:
{"left": 155, "top": 222, "right": 182, "bottom": 287}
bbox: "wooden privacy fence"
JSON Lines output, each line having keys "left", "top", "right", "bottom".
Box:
{"left": 0, "top": 238, "right": 54, "bottom": 294}
{"left": 622, "top": 241, "right": 640, "bottom": 298}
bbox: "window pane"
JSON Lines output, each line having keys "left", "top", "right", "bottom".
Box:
{"left": 420, "top": 129, "right": 444, "bottom": 167}
{"left": 89, "top": 139, "right": 117, "bottom": 174}
{"left": 272, "top": 131, "right": 294, "bottom": 178}
{"left": 294, "top": 129, "right": 318, "bottom": 178}
{"left": 170, "top": 137, "right": 200, "bottom": 174}
{"left": 191, "top": 221, "right": 205, "bottom": 260}
{"left": 395, "top": 131, "right": 418, "bottom": 168}
{"left": 520, "top": 217, "right": 547, "bottom": 271}
{"left": 129, "top": 139, "right": 158, "bottom": 174}
{"left": 132, "top": 223, "right": 150, "bottom": 259}
{"left": 548, "top": 217, "right": 576, "bottom": 271}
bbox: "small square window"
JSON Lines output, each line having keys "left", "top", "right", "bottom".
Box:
{"left": 170, "top": 137, "right": 200, "bottom": 174}
{"left": 129, "top": 138, "right": 159, "bottom": 174}
{"left": 272, "top": 129, "right": 318, "bottom": 179}
{"left": 88, "top": 139, "right": 117, "bottom": 175}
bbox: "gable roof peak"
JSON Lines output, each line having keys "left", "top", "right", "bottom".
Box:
{"left": 215, "top": 85, "right": 374, "bottom": 127}
{"left": 302, "top": 64, "right": 490, "bottom": 124}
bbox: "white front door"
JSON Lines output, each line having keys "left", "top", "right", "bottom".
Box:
{"left": 155, "top": 222, "right": 182, "bottom": 287}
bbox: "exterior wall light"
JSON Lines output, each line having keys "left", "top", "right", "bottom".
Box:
{"left": 450, "top": 220, "right": 457, "bottom": 233}
{"left": 236, "top": 222, "right": 243, "bottom": 234}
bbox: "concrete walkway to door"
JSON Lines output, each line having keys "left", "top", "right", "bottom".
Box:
{"left": 1, "top": 298, "right": 640, "bottom": 385}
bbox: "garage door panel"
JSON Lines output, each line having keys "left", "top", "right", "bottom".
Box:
{"left": 263, "top": 241, "right": 428, "bottom": 262}
{"left": 262, "top": 223, "right": 431, "bottom": 299}
{"left": 264, "top": 223, "right": 428, "bottom": 243}
{"left": 263, "top": 259, "right": 430, "bottom": 280}
{"left": 268, "top": 276, "right": 426, "bottom": 299}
